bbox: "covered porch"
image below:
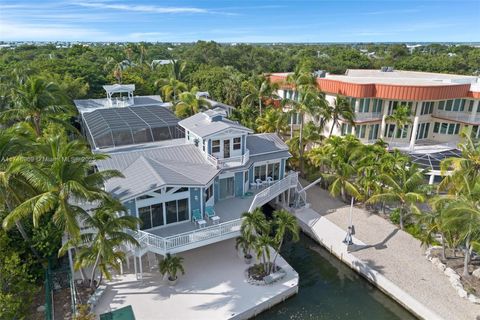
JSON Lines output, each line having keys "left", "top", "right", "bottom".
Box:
{"left": 149, "top": 191, "right": 261, "bottom": 238}
{"left": 130, "top": 173, "right": 300, "bottom": 257}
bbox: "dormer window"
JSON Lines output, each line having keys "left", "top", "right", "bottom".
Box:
{"left": 212, "top": 140, "right": 220, "bottom": 153}
{"left": 233, "top": 137, "right": 241, "bottom": 150}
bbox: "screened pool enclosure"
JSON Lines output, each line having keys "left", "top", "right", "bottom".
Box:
{"left": 82, "top": 105, "right": 184, "bottom": 149}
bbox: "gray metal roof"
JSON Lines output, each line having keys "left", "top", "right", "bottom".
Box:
{"left": 96, "top": 143, "right": 219, "bottom": 200}
{"left": 82, "top": 105, "right": 183, "bottom": 149}
{"left": 247, "top": 133, "right": 289, "bottom": 156}
{"left": 178, "top": 110, "right": 252, "bottom": 138}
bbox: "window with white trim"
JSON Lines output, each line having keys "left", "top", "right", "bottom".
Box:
{"left": 368, "top": 124, "right": 379, "bottom": 140}
{"left": 416, "top": 123, "right": 430, "bottom": 140}
{"left": 384, "top": 123, "right": 396, "bottom": 138}
{"left": 433, "top": 122, "right": 460, "bottom": 135}
{"left": 233, "top": 137, "right": 241, "bottom": 150}
{"left": 420, "top": 102, "right": 434, "bottom": 115}
{"left": 212, "top": 140, "right": 220, "bottom": 153}
{"left": 355, "top": 125, "right": 367, "bottom": 139}
{"left": 395, "top": 125, "right": 409, "bottom": 139}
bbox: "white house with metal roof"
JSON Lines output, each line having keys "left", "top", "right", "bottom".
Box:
{"left": 93, "top": 108, "right": 302, "bottom": 276}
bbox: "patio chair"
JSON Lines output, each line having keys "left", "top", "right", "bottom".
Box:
{"left": 192, "top": 209, "right": 206, "bottom": 228}
{"left": 266, "top": 176, "right": 274, "bottom": 186}
{"left": 256, "top": 179, "right": 264, "bottom": 188}
{"left": 205, "top": 206, "right": 220, "bottom": 224}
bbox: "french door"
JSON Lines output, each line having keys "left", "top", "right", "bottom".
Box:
{"left": 219, "top": 177, "right": 234, "bottom": 199}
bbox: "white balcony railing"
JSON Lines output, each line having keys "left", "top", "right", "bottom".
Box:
{"left": 206, "top": 149, "right": 250, "bottom": 169}
{"left": 433, "top": 110, "right": 480, "bottom": 124}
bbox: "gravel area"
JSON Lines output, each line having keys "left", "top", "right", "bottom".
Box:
{"left": 304, "top": 182, "right": 480, "bottom": 320}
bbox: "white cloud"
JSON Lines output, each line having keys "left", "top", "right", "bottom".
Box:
{"left": 70, "top": 0, "right": 209, "bottom": 14}
{"left": 0, "top": 20, "right": 108, "bottom": 41}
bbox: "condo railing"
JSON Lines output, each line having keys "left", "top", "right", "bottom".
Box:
{"left": 433, "top": 110, "right": 480, "bottom": 123}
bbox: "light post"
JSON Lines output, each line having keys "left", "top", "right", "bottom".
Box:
{"left": 343, "top": 197, "right": 355, "bottom": 246}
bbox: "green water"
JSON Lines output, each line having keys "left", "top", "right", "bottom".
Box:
{"left": 255, "top": 234, "right": 417, "bottom": 320}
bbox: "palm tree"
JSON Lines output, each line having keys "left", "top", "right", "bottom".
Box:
{"left": 159, "top": 253, "right": 185, "bottom": 282}
{"left": 240, "top": 208, "right": 269, "bottom": 237}
{"left": 442, "top": 190, "right": 480, "bottom": 277}
{"left": 285, "top": 88, "right": 327, "bottom": 175}
{"left": 419, "top": 197, "right": 450, "bottom": 260}
{"left": 235, "top": 231, "right": 255, "bottom": 262}
{"left": 0, "top": 128, "right": 40, "bottom": 255}
{"left": 174, "top": 88, "right": 211, "bottom": 118}
{"left": 287, "top": 121, "right": 324, "bottom": 172}
{"left": 439, "top": 132, "right": 480, "bottom": 195}
{"left": 385, "top": 104, "right": 412, "bottom": 144}
{"left": 256, "top": 107, "right": 289, "bottom": 134}
{"left": 366, "top": 164, "right": 426, "bottom": 229}
{"left": 103, "top": 57, "right": 130, "bottom": 84}
{"left": 242, "top": 76, "right": 280, "bottom": 116}
{"left": 327, "top": 95, "right": 355, "bottom": 138}
{"left": 0, "top": 76, "right": 73, "bottom": 137}
{"left": 2, "top": 136, "right": 122, "bottom": 239}
{"left": 169, "top": 60, "right": 187, "bottom": 82}
{"left": 355, "top": 143, "right": 387, "bottom": 202}
{"left": 254, "top": 234, "right": 274, "bottom": 275}
{"left": 270, "top": 209, "right": 299, "bottom": 273}
{"left": 285, "top": 66, "right": 316, "bottom": 96}
{"left": 310, "top": 135, "right": 362, "bottom": 202}
{"left": 63, "top": 199, "right": 140, "bottom": 289}
{"left": 155, "top": 77, "right": 188, "bottom": 104}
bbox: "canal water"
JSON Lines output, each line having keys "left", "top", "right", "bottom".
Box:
{"left": 255, "top": 233, "right": 417, "bottom": 320}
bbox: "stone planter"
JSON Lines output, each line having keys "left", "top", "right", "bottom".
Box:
{"left": 244, "top": 254, "right": 253, "bottom": 265}
{"left": 168, "top": 276, "right": 178, "bottom": 286}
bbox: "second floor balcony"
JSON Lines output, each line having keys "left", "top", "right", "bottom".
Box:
{"left": 206, "top": 148, "right": 250, "bottom": 169}
{"left": 353, "top": 112, "right": 383, "bottom": 122}
{"left": 432, "top": 110, "right": 480, "bottom": 124}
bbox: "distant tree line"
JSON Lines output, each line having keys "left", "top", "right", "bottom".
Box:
{"left": 1, "top": 42, "right": 479, "bottom": 107}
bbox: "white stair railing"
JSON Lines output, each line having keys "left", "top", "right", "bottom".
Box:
{"left": 248, "top": 172, "right": 299, "bottom": 212}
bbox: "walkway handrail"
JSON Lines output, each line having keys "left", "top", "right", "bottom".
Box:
{"left": 164, "top": 218, "right": 243, "bottom": 250}
{"left": 248, "top": 172, "right": 298, "bottom": 212}
{"left": 132, "top": 219, "right": 243, "bottom": 255}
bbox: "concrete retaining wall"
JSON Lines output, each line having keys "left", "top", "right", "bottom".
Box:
{"left": 295, "top": 208, "right": 443, "bottom": 320}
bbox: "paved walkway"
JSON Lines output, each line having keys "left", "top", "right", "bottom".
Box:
{"left": 303, "top": 183, "right": 480, "bottom": 320}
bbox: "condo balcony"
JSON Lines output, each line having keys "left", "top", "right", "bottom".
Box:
{"left": 432, "top": 110, "right": 480, "bottom": 124}
{"left": 353, "top": 112, "right": 383, "bottom": 122}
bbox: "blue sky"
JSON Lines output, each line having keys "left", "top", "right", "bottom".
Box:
{"left": 0, "top": 0, "right": 479, "bottom": 42}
